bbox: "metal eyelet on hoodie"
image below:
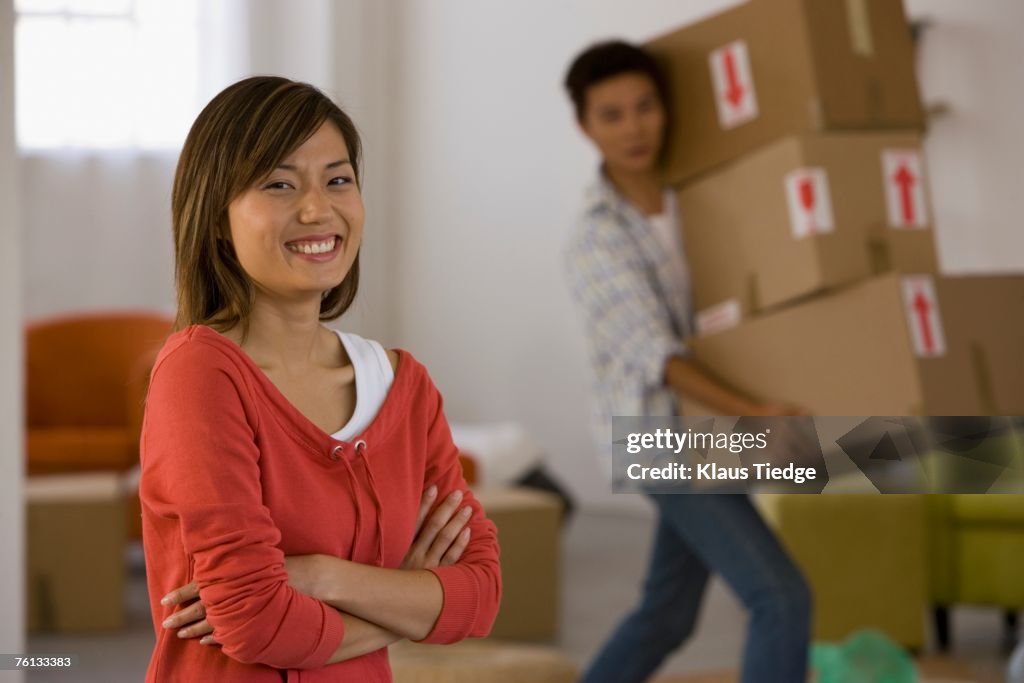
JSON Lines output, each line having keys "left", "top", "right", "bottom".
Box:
{"left": 330, "top": 444, "right": 344, "bottom": 461}
{"left": 354, "top": 439, "right": 367, "bottom": 455}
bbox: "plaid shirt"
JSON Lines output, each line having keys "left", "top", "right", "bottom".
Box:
{"left": 564, "top": 172, "right": 695, "bottom": 459}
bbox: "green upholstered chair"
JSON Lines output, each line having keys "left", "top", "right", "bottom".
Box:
{"left": 757, "top": 494, "right": 929, "bottom": 650}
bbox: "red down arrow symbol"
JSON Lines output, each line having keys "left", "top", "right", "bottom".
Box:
{"left": 723, "top": 48, "right": 745, "bottom": 108}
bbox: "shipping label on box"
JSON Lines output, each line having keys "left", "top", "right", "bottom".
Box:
{"left": 901, "top": 275, "right": 946, "bottom": 358}
{"left": 882, "top": 149, "right": 929, "bottom": 229}
{"left": 709, "top": 39, "right": 759, "bottom": 129}
{"left": 696, "top": 298, "right": 742, "bottom": 336}
{"left": 784, "top": 167, "right": 835, "bottom": 239}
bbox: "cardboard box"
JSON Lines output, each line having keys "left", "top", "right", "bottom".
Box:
{"left": 390, "top": 640, "right": 576, "bottom": 683}
{"left": 678, "top": 132, "right": 940, "bottom": 333}
{"left": 932, "top": 275, "right": 1024, "bottom": 415}
{"left": 474, "top": 487, "right": 562, "bottom": 641}
{"left": 687, "top": 273, "right": 1024, "bottom": 416}
{"left": 26, "top": 472, "right": 127, "bottom": 632}
{"left": 645, "top": 0, "right": 924, "bottom": 185}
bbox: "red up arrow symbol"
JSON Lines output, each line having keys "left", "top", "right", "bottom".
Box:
{"left": 893, "top": 164, "right": 917, "bottom": 226}
{"left": 723, "top": 48, "right": 745, "bottom": 109}
{"left": 912, "top": 288, "right": 935, "bottom": 354}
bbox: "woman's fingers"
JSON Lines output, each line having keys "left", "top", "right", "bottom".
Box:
{"left": 199, "top": 634, "right": 220, "bottom": 646}
{"left": 175, "top": 617, "right": 213, "bottom": 639}
{"left": 426, "top": 505, "right": 473, "bottom": 566}
{"left": 440, "top": 527, "right": 471, "bottom": 567}
{"left": 401, "top": 489, "right": 469, "bottom": 569}
{"left": 161, "top": 599, "right": 207, "bottom": 631}
{"left": 413, "top": 485, "right": 438, "bottom": 535}
{"left": 413, "top": 490, "right": 462, "bottom": 551}
{"left": 160, "top": 581, "right": 199, "bottom": 607}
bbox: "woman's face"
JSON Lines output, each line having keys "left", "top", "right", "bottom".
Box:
{"left": 580, "top": 72, "right": 666, "bottom": 174}
{"left": 227, "top": 122, "right": 364, "bottom": 305}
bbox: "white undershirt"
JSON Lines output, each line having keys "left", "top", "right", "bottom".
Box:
{"left": 648, "top": 211, "right": 678, "bottom": 257}
{"left": 331, "top": 331, "right": 394, "bottom": 441}
{"left": 647, "top": 191, "right": 691, "bottom": 307}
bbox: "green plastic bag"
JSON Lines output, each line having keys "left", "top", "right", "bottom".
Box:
{"left": 811, "top": 629, "right": 917, "bottom": 683}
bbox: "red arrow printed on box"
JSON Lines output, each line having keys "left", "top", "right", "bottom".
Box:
{"left": 901, "top": 275, "right": 946, "bottom": 358}
{"left": 722, "top": 47, "right": 745, "bottom": 108}
{"left": 882, "top": 150, "right": 928, "bottom": 229}
{"left": 893, "top": 164, "right": 917, "bottom": 226}
{"left": 911, "top": 288, "right": 934, "bottom": 354}
{"left": 709, "top": 40, "right": 759, "bottom": 129}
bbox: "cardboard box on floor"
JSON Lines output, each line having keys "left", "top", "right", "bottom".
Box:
{"left": 390, "top": 640, "right": 577, "bottom": 683}
{"left": 645, "top": 0, "right": 924, "bottom": 185}
{"left": 685, "top": 273, "right": 1024, "bottom": 416}
{"left": 473, "top": 487, "right": 562, "bottom": 641}
{"left": 677, "top": 132, "right": 939, "bottom": 334}
{"left": 27, "top": 472, "right": 127, "bottom": 632}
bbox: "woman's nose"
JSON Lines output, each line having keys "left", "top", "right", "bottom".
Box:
{"left": 298, "top": 187, "right": 332, "bottom": 223}
{"left": 623, "top": 112, "right": 644, "bottom": 137}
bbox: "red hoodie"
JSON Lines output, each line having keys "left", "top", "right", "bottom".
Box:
{"left": 140, "top": 325, "right": 501, "bottom": 682}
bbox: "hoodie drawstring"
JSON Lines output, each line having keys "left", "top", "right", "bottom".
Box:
{"left": 355, "top": 439, "right": 386, "bottom": 568}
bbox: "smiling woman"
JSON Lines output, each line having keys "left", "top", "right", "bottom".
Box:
{"left": 225, "top": 123, "right": 363, "bottom": 315}
{"left": 170, "top": 77, "right": 365, "bottom": 342}
{"left": 140, "top": 76, "right": 501, "bottom": 683}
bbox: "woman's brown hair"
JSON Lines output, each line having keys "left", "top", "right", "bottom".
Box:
{"left": 171, "top": 76, "right": 362, "bottom": 338}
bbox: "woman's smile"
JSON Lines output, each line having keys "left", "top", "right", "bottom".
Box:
{"left": 284, "top": 233, "right": 343, "bottom": 262}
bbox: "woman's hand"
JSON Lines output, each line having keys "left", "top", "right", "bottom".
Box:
{"left": 161, "top": 485, "right": 473, "bottom": 644}
{"left": 400, "top": 485, "right": 473, "bottom": 570}
{"left": 159, "top": 582, "right": 218, "bottom": 646}
{"left": 161, "top": 558, "right": 346, "bottom": 643}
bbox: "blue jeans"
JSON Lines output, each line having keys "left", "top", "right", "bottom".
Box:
{"left": 580, "top": 494, "right": 812, "bottom": 683}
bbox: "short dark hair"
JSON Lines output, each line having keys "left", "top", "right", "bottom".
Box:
{"left": 563, "top": 40, "right": 669, "bottom": 122}
{"left": 172, "top": 76, "right": 362, "bottom": 339}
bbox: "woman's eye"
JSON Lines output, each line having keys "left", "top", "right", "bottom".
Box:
{"left": 328, "top": 176, "right": 354, "bottom": 187}
{"left": 264, "top": 181, "right": 293, "bottom": 190}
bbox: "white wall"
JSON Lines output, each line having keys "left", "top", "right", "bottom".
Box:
{"left": 20, "top": 152, "right": 178, "bottom": 320}
{"left": 388, "top": 0, "right": 745, "bottom": 509}
{"left": 327, "top": 0, "right": 400, "bottom": 343}
{"left": 386, "top": 0, "right": 1024, "bottom": 509}
{"left": 1, "top": 0, "right": 25, "bottom": 679}
{"left": 904, "top": 0, "right": 1024, "bottom": 273}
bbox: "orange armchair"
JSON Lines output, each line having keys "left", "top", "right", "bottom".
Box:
{"left": 25, "top": 313, "right": 173, "bottom": 475}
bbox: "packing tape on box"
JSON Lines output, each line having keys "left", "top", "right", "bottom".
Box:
{"left": 844, "top": 0, "right": 875, "bottom": 58}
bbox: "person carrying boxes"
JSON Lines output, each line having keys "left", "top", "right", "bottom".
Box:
{"left": 562, "top": 40, "right": 811, "bottom": 683}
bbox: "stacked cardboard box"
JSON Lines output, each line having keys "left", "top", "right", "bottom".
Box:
{"left": 473, "top": 487, "right": 562, "bottom": 641}
{"left": 646, "top": 0, "right": 924, "bottom": 186}
{"left": 645, "top": 0, "right": 1023, "bottom": 418}
{"left": 26, "top": 472, "right": 127, "bottom": 632}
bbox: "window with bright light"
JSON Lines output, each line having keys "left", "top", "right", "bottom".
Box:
{"left": 15, "top": 0, "right": 200, "bottom": 149}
